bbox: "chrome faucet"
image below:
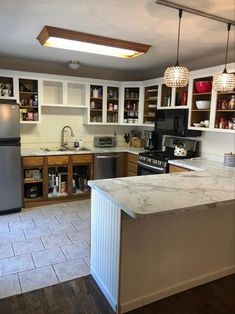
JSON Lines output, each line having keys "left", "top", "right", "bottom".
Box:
{"left": 61, "top": 126, "right": 74, "bottom": 147}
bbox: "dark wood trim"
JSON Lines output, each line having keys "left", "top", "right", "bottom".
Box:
{"left": 37, "top": 25, "right": 151, "bottom": 53}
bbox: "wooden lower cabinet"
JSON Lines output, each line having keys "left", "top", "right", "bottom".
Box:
{"left": 126, "top": 153, "right": 138, "bottom": 176}
{"left": 169, "top": 164, "right": 191, "bottom": 173}
{"left": 22, "top": 154, "right": 93, "bottom": 208}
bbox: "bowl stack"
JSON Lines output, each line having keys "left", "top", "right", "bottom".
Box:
{"left": 195, "top": 81, "right": 212, "bottom": 93}
{"left": 196, "top": 100, "right": 211, "bottom": 109}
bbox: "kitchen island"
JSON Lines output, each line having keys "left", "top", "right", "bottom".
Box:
{"left": 88, "top": 164, "right": 235, "bottom": 313}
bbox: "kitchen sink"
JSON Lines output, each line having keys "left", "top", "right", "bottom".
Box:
{"left": 40, "top": 147, "right": 68, "bottom": 152}
{"left": 40, "top": 147, "right": 92, "bottom": 153}
{"left": 66, "top": 147, "right": 92, "bottom": 152}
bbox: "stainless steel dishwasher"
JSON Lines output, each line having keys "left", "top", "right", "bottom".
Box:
{"left": 94, "top": 153, "right": 123, "bottom": 179}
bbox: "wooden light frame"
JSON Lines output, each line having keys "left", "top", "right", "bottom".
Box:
{"left": 37, "top": 25, "right": 151, "bottom": 59}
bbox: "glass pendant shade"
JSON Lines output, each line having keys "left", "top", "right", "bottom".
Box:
{"left": 212, "top": 71, "right": 235, "bottom": 92}
{"left": 212, "top": 23, "right": 234, "bottom": 92}
{"left": 163, "top": 10, "right": 189, "bottom": 88}
{"left": 164, "top": 65, "right": 189, "bottom": 88}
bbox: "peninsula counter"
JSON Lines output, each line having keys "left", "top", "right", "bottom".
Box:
{"left": 88, "top": 163, "right": 235, "bottom": 313}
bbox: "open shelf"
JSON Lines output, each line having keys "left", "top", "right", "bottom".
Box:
{"left": 19, "top": 78, "right": 39, "bottom": 122}
{"left": 89, "top": 85, "right": 103, "bottom": 123}
{"left": 0, "top": 76, "right": 14, "bottom": 97}
{"left": 144, "top": 85, "right": 158, "bottom": 124}
{"left": 24, "top": 179, "right": 43, "bottom": 184}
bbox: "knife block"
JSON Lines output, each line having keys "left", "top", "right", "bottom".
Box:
{"left": 131, "top": 138, "right": 145, "bottom": 147}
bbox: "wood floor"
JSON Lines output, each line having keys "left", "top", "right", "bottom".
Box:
{"left": 0, "top": 274, "right": 234, "bottom": 314}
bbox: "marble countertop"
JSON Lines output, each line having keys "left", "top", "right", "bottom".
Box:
{"left": 21, "top": 146, "right": 143, "bottom": 157}
{"left": 88, "top": 159, "right": 235, "bottom": 219}
{"left": 168, "top": 158, "right": 226, "bottom": 171}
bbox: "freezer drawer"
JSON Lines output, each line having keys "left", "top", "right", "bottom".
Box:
{"left": 0, "top": 145, "right": 22, "bottom": 213}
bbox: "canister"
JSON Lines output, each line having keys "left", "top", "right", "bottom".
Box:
{"left": 224, "top": 153, "right": 235, "bottom": 167}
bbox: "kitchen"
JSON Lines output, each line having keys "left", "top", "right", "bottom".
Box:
{"left": 0, "top": 0, "right": 235, "bottom": 313}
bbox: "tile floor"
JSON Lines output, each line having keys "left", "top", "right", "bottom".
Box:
{"left": 0, "top": 200, "right": 91, "bottom": 299}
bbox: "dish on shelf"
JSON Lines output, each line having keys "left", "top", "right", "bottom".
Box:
{"left": 195, "top": 81, "right": 212, "bottom": 93}
{"left": 193, "top": 123, "right": 203, "bottom": 127}
{"left": 148, "top": 104, "right": 157, "bottom": 108}
{"left": 196, "top": 100, "right": 210, "bottom": 109}
{"left": 148, "top": 96, "right": 158, "bottom": 100}
{"left": 147, "top": 89, "right": 158, "bottom": 92}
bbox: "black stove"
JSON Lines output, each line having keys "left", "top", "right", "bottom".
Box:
{"left": 137, "top": 136, "right": 198, "bottom": 175}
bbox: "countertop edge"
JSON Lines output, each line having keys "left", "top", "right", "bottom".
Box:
{"left": 21, "top": 147, "right": 143, "bottom": 157}
{"left": 89, "top": 183, "right": 137, "bottom": 219}
{"left": 89, "top": 180, "right": 235, "bottom": 219}
{"left": 168, "top": 160, "right": 204, "bottom": 171}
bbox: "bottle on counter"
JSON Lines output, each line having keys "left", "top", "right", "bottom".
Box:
{"left": 219, "top": 117, "right": 225, "bottom": 129}
{"left": 228, "top": 95, "right": 235, "bottom": 110}
{"left": 74, "top": 139, "right": 79, "bottom": 149}
{"left": 92, "top": 88, "right": 99, "bottom": 98}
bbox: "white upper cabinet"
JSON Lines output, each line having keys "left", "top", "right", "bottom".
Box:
{"left": 0, "top": 63, "right": 234, "bottom": 130}
{"left": 86, "top": 83, "right": 121, "bottom": 125}
{"left": 42, "top": 79, "right": 87, "bottom": 108}
{"left": 119, "top": 82, "right": 144, "bottom": 126}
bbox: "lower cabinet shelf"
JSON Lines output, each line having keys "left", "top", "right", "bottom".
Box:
{"left": 24, "top": 197, "right": 43, "bottom": 202}
{"left": 22, "top": 154, "right": 93, "bottom": 208}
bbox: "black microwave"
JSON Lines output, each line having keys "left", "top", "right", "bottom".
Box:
{"left": 155, "top": 109, "right": 201, "bottom": 137}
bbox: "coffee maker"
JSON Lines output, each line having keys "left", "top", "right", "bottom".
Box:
{"left": 144, "top": 130, "right": 162, "bottom": 150}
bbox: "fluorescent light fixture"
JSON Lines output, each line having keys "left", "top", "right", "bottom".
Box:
{"left": 37, "top": 26, "right": 151, "bottom": 59}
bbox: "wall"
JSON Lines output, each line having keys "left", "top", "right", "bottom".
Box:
{"left": 197, "top": 131, "right": 235, "bottom": 162}
{"left": 20, "top": 107, "right": 142, "bottom": 149}
{"left": 21, "top": 107, "right": 234, "bottom": 162}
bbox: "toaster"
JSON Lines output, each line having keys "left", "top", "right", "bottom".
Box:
{"left": 94, "top": 136, "right": 116, "bottom": 148}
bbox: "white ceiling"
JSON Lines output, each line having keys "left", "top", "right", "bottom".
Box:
{"left": 0, "top": 0, "right": 234, "bottom": 80}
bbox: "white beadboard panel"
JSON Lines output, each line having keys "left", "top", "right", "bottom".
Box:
{"left": 90, "top": 189, "right": 121, "bottom": 312}
{"left": 119, "top": 203, "right": 235, "bottom": 313}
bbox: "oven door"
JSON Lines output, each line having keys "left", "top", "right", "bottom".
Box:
{"left": 137, "top": 161, "right": 165, "bottom": 176}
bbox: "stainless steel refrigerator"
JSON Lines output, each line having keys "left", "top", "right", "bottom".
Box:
{"left": 0, "top": 100, "right": 22, "bottom": 214}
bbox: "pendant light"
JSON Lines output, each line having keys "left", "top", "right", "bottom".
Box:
{"left": 212, "top": 23, "right": 235, "bottom": 92}
{"left": 164, "top": 9, "right": 189, "bottom": 88}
